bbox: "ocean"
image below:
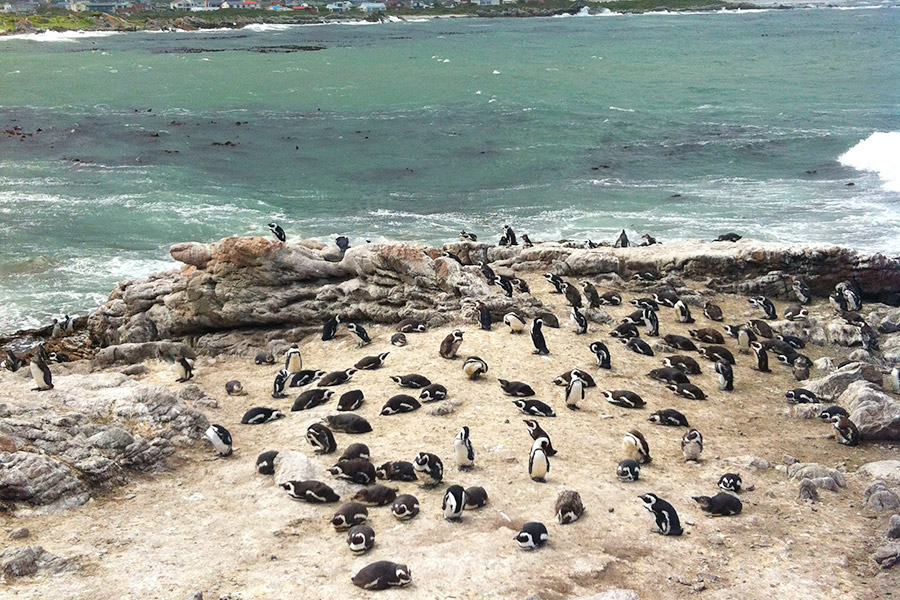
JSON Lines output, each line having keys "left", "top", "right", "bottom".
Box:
{"left": 1, "top": 6, "right": 898, "bottom": 333}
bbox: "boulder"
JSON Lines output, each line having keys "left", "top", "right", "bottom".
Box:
{"left": 888, "top": 515, "right": 900, "bottom": 539}
{"left": 0, "top": 545, "right": 76, "bottom": 577}
{"left": 803, "top": 362, "right": 882, "bottom": 401}
{"left": 798, "top": 480, "right": 819, "bottom": 502}
{"left": 93, "top": 341, "right": 195, "bottom": 366}
{"left": 859, "top": 461, "right": 900, "bottom": 485}
{"left": 874, "top": 543, "right": 900, "bottom": 569}
{"left": 274, "top": 451, "right": 322, "bottom": 486}
{"left": 840, "top": 381, "right": 900, "bottom": 441}
{"left": 865, "top": 482, "right": 900, "bottom": 512}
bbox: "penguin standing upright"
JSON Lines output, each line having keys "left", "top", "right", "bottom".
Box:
{"left": 638, "top": 493, "right": 683, "bottom": 536}
{"left": 322, "top": 315, "right": 342, "bottom": 341}
{"left": 715, "top": 360, "right": 734, "bottom": 391}
{"left": 272, "top": 368, "right": 290, "bottom": 398}
{"left": 284, "top": 344, "right": 302, "bottom": 374}
{"left": 523, "top": 420, "right": 557, "bottom": 456}
{"left": 674, "top": 300, "right": 694, "bottom": 324}
{"left": 589, "top": 341, "right": 611, "bottom": 369}
{"left": 476, "top": 302, "right": 492, "bottom": 331}
{"left": 544, "top": 273, "right": 564, "bottom": 294}
{"left": 495, "top": 275, "right": 514, "bottom": 298}
{"left": 681, "top": 429, "right": 703, "bottom": 462}
{"left": 205, "top": 424, "right": 233, "bottom": 457}
{"left": 581, "top": 281, "right": 601, "bottom": 308}
{"left": 642, "top": 308, "right": 659, "bottom": 336}
{"left": 750, "top": 341, "right": 770, "bottom": 373}
{"left": 571, "top": 306, "right": 588, "bottom": 335}
{"left": 51, "top": 319, "right": 62, "bottom": 339}
{"left": 453, "top": 426, "right": 475, "bottom": 471}
{"left": 792, "top": 279, "right": 811, "bottom": 304}
{"left": 175, "top": 353, "right": 193, "bottom": 383}
{"left": 268, "top": 222, "right": 286, "bottom": 242}
{"left": 30, "top": 352, "right": 53, "bottom": 391}
{"left": 530, "top": 318, "right": 550, "bottom": 355}
{"left": 528, "top": 437, "right": 550, "bottom": 482}
{"left": 750, "top": 296, "right": 777, "bottom": 320}
{"left": 347, "top": 323, "right": 371, "bottom": 348}
{"left": 503, "top": 224, "right": 518, "bottom": 246}
{"left": 439, "top": 329, "right": 464, "bottom": 359}
{"left": 442, "top": 485, "right": 467, "bottom": 522}
{"left": 561, "top": 282, "right": 583, "bottom": 308}
{"left": 615, "top": 229, "right": 629, "bottom": 248}
{"left": 565, "top": 375, "right": 584, "bottom": 410}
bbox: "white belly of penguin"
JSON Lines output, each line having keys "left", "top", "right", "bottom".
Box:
{"left": 31, "top": 363, "right": 47, "bottom": 389}
{"left": 455, "top": 442, "right": 472, "bottom": 467}
{"left": 287, "top": 355, "right": 302, "bottom": 373}
{"left": 682, "top": 442, "right": 702, "bottom": 461}
{"left": 530, "top": 451, "right": 548, "bottom": 480}
{"left": 622, "top": 439, "right": 641, "bottom": 462}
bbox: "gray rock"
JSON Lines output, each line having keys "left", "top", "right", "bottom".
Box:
{"left": 804, "top": 362, "right": 883, "bottom": 401}
{"left": 571, "top": 591, "right": 640, "bottom": 600}
{"left": 865, "top": 482, "right": 900, "bottom": 512}
{"left": 813, "top": 357, "right": 835, "bottom": 371}
{"left": 724, "top": 455, "right": 770, "bottom": 472}
{"left": 181, "top": 593, "right": 204, "bottom": 600}
{"left": 783, "top": 455, "right": 798, "bottom": 466}
{"left": 93, "top": 341, "right": 195, "bottom": 366}
{"left": 121, "top": 364, "right": 150, "bottom": 376}
{"left": 274, "top": 451, "right": 322, "bottom": 486}
{"left": 888, "top": 515, "right": 900, "bottom": 539}
{"left": 794, "top": 404, "right": 824, "bottom": 419}
{"left": 840, "top": 381, "right": 900, "bottom": 441}
{"left": 809, "top": 477, "right": 840, "bottom": 492}
{"left": 0, "top": 545, "right": 76, "bottom": 577}
{"left": 858, "top": 461, "right": 900, "bottom": 485}
{"left": 0, "top": 452, "right": 89, "bottom": 507}
{"left": 89, "top": 427, "right": 135, "bottom": 450}
{"left": 874, "top": 542, "right": 900, "bottom": 569}
{"left": 798, "top": 480, "right": 819, "bottom": 502}
{"left": 848, "top": 349, "right": 871, "bottom": 362}
{"left": 8, "top": 527, "right": 30, "bottom": 540}
{"left": 788, "top": 463, "right": 846, "bottom": 487}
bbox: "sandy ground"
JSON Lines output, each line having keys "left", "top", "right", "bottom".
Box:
{"left": 2, "top": 277, "right": 899, "bottom": 599}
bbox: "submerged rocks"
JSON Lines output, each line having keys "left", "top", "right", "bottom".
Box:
{"left": 841, "top": 381, "right": 900, "bottom": 441}
{"left": 803, "top": 362, "right": 882, "bottom": 401}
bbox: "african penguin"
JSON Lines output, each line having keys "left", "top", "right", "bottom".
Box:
{"left": 530, "top": 318, "right": 550, "bottom": 355}
{"left": 523, "top": 419, "right": 557, "bottom": 456}
{"left": 290, "top": 369, "right": 326, "bottom": 387}
{"left": 29, "top": 354, "right": 53, "bottom": 391}
{"left": 241, "top": 407, "right": 285, "bottom": 425}
{"left": 412, "top": 452, "right": 444, "bottom": 487}
{"left": 465, "top": 486, "right": 489, "bottom": 509}
{"left": 750, "top": 296, "right": 777, "bottom": 320}
{"left": 589, "top": 341, "right": 611, "bottom": 369}
{"left": 818, "top": 406, "right": 849, "bottom": 421}
{"left": 622, "top": 430, "right": 651, "bottom": 464}
{"left": 328, "top": 459, "right": 376, "bottom": 485}
{"left": 318, "top": 368, "right": 357, "bottom": 387}
{"left": 442, "top": 485, "right": 466, "bottom": 522}
{"left": 453, "top": 426, "right": 475, "bottom": 470}
{"left": 391, "top": 332, "right": 407, "bottom": 346}
{"left": 284, "top": 344, "right": 302, "bottom": 373}
{"left": 615, "top": 229, "right": 629, "bottom": 248}
{"left": 481, "top": 262, "right": 496, "bottom": 284}
{"left": 255, "top": 450, "right": 278, "bottom": 475}
{"left": 514, "top": 399, "right": 556, "bottom": 417}
{"left": 693, "top": 493, "right": 742, "bottom": 516}
{"left": 281, "top": 480, "right": 340, "bottom": 503}
{"left": 463, "top": 356, "right": 489, "bottom": 379}
{"left": 703, "top": 302, "right": 723, "bottom": 322}
{"left": 225, "top": 380, "right": 245, "bottom": 396}
{"left": 715, "top": 360, "right": 734, "bottom": 391}
{"left": 476, "top": 302, "right": 492, "bottom": 331}
{"left": 515, "top": 522, "right": 549, "bottom": 550}
{"left": 784, "top": 388, "right": 817, "bottom": 404}
{"left": 663, "top": 355, "right": 701, "bottom": 375}
{"left": 459, "top": 230, "right": 477, "bottom": 242}
{"left": 419, "top": 383, "right": 447, "bottom": 402}
{"left": 503, "top": 224, "right": 518, "bottom": 246}
{"left": 325, "top": 414, "right": 373, "bottom": 434}
{"left": 616, "top": 459, "right": 641, "bottom": 482}
{"left": 351, "top": 561, "right": 411, "bottom": 591}
{"left": 268, "top": 222, "right": 286, "bottom": 242}
{"left": 642, "top": 308, "right": 659, "bottom": 336}
{"left": 504, "top": 312, "right": 526, "bottom": 334}
{"left": 624, "top": 337, "right": 654, "bottom": 356}
{"left": 291, "top": 388, "right": 334, "bottom": 411}
{"left": 674, "top": 300, "right": 694, "bottom": 324}
{"left": 340, "top": 443, "right": 371, "bottom": 462}
{"left": 604, "top": 390, "right": 645, "bottom": 409}
{"left": 391, "top": 494, "right": 420, "bottom": 519}
{"left": 391, "top": 373, "right": 431, "bottom": 388}
{"left": 832, "top": 416, "right": 860, "bottom": 446}
{"left": 581, "top": 281, "right": 601, "bottom": 308}
{"left": 355, "top": 353, "right": 389, "bottom": 370}
{"left": 205, "top": 424, "right": 232, "bottom": 457}
{"left": 439, "top": 329, "right": 464, "bottom": 359}
{"left": 598, "top": 291, "right": 622, "bottom": 305}
{"left": 681, "top": 428, "right": 703, "bottom": 462}
{"left": 396, "top": 318, "right": 426, "bottom": 333}
{"left": 792, "top": 279, "right": 811, "bottom": 304}
{"left": 331, "top": 502, "right": 369, "bottom": 531}
{"left": 321, "top": 315, "right": 341, "bottom": 341}
{"left": 380, "top": 394, "right": 421, "bottom": 415}
{"left": 555, "top": 490, "right": 584, "bottom": 525}
{"left": 347, "top": 524, "right": 375, "bottom": 554}
{"left": 494, "top": 275, "right": 514, "bottom": 298}
{"left": 346, "top": 323, "right": 371, "bottom": 348}
{"left": 174, "top": 353, "right": 193, "bottom": 383}
{"left": 750, "top": 341, "right": 770, "bottom": 373}
{"left": 544, "top": 273, "right": 564, "bottom": 294}
{"left": 561, "top": 282, "right": 583, "bottom": 308}
{"left": 639, "top": 493, "right": 683, "bottom": 536}
{"left": 499, "top": 379, "right": 535, "bottom": 396}
{"left": 376, "top": 461, "right": 417, "bottom": 482}
{"left": 528, "top": 438, "right": 551, "bottom": 482}
{"left": 521, "top": 234, "right": 534, "bottom": 247}
{"left": 718, "top": 473, "right": 742, "bottom": 493}
{"left": 571, "top": 306, "right": 588, "bottom": 335}
{"left": 648, "top": 409, "right": 689, "bottom": 427}
{"left": 306, "top": 423, "right": 337, "bottom": 454}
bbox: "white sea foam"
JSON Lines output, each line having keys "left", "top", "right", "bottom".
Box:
{"left": 839, "top": 131, "right": 900, "bottom": 192}
{"left": 0, "top": 30, "right": 123, "bottom": 43}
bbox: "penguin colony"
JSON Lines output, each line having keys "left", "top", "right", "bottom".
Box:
{"left": 12, "top": 225, "right": 890, "bottom": 593}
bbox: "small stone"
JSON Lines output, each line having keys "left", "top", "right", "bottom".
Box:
{"left": 874, "top": 542, "right": 900, "bottom": 569}
{"left": 181, "top": 593, "right": 203, "bottom": 600}
{"left": 8, "top": 527, "right": 29, "bottom": 540}
{"left": 692, "top": 582, "right": 707, "bottom": 592}
{"left": 783, "top": 454, "right": 798, "bottom": 466}
{"left": 708, "top": 534, "right": 725, "bottom": 546}
{"left": 799, "top": 480, "right": 819, "bottom": 502}
{"left": 888, "top": 515, "right": 900, "bottom": 539}
{"left": 121, "top": 364, "right": 150, "bottom": 376}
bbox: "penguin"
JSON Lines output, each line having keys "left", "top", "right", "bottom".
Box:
{"left": 565, "top": 376, "right": 585, "bottom": 410}
{"left": 514, "top": 399, "right": 556, "bottom": 417}
{"left": 641, "top": 233, "right": 658, "bottom": 246}
{"left": 544, "top": 273, "right": 564, "bottom": 294}
{"left": 698, "top": 345, "right": 734, "bottom": 364}
{"left": 615, "top": 229, "right": 629, "bottom": 248}
{"left": 376, "top": 461, "right": 418, "bottom": 482}
{"left": 530, "top": 318, "right": 550, "bottom": 355}
{"left": 292, "top": 389, "right": 334, "bottom": 411}
{"left": 391, "top": 333, "right": 407, "bottom": 346}
{"left": 174, "top": 353, "right": 193, "bottom": 383}
{"left": 462, "top": 356, "right": 489, "bottom": 379}
{"left": 476, "top": 303, "right": 492, "bottom": 331}
{"left": 439, "top": 329, "right": 464, "bottom": 359}
{"left": 838, "top": 282, "right": 862, "bottom": 311}
{"left": 351, "top": 561, "right": 412, "bottom": 591}
{"left": 631, "top": 298, "right": 659, "bottom": 312}
{"left": 494, "top": 275, "right": 514, "bottom": 298}
{"left": 29, "top": 354, "right": 53, "bottom": 391}
{"left": 642, "top": 308, "right": 659, "bottom": 337}
{"left": 396, "top": 318, "right": 427, "bottom": 334}
{"left": 714, "top": 360, "right": 734, "bottom": 391}
{"left": 391, "top": 373, "right": 431, "bottom": 388}
{"left": 318, "top": 368, "right": 357, "bottom": 387}
{"left": 668, "top": 383, "right": 706, "bottom": 400}
{"left": 749, "top": 296, "right": 777, "bottom": 320}
{"left": 523, "top": 419, "right": 557, "bottom": 456}
{"left": 324, "top": 414, "right": 373, "bottom": 434}
{"left": 632, "top": 272, "right": 659, "bottom": 282}
{"left": 598, "top": 291, "right": 622, "bottom": 306}
{"left": 648, "top": 409, "right": 689, "bottom": 427}
{"left": 589, "top": 341, "right": 612, "bottom": 369}
{"left": 714, "top": 232, "right": 742, "bottom": 242}
{"left": 521, "top": 234, "right": 534, "bottom": 248}
{"left": 832, "top": 415, "right": 860, "bottom": 446}
{"left": 792, "top": 279, "right": 811, "bottom": 304}
{"left": 693, "top": 493, "right": 742, "bottom": 516}
{"left": 622, "top": 430, "right": 651, "bottom": 464}
{"left": 454, "top": 426, "right": 475, "bottom": 470}
{"left": 736, "top": 327, "right": 756, "bottom": 354}
{"left": 829, "top": 291, "right": 849, "bottom": 312}
{"left": 205, "top": 424, "right": 232, "bottom": 457}
{"left": 663, "top": 355, "right": 701, "bottom": 375}
{"left": 305, "top": 423, "right": 337, "bottom": 454}
{"left": 289, "top": 370, "right": 325, "bottom": 387}
{"left": 639, "top": 493, "right": 683, "bottom": 536}
{"left": 561, "top": 282, "right": 583, "bottom": 308}
{"left": 555, "top": 490, "right": 584, "bottom": 525}
{"left": 442, "top": 250, "right": 463, "bottom": 265}
{"left": 504, "top": 312, "right": 526, "bottom": 334}
{"left": 674, "top": 300, "right": 695, "bottom": 324}
{"left": 623, "top": 309, "right": 647, "bottom": 325}
{"left": 442, "top": 485, "right": 466, "bottom": 522}
{"left": 347, "top": 524, "right": 375, "bottom": 554}
{"left": 747, "top": 319, "right": 774, "bottom": 339}
{"left": 818, "top": 406, "right": 849, "bottom": 421}
{"left": 784, "top": 304, "right": 809, "bottom": 321}
{"left": 776, "top": 333, "right": 805, "bottom": 350}
{"left": 50, "top": 319, "right": 62, "bottom": 339}
{"left": 346, "top": 323, "right": 371, "bottom": 348}
{"left": 328, "top": 459, "right": 376, "bottom": 485}
{"left": 750, "top": 341, "right": 770, "bottom": 373}
{"left": 647, "top": 367, "right": 690, "bottom": 385}
{"left": 689, "top": 328, "right": 725, "bottom": 345}
{"left": 459, "top": 230, "right": 477, "bottom": 242}
{"left": 282, "top": 344, "right": 302, "bottom": 374}
{"left": 391, "top": 494, "right": 420, "bottom": 519}
{"left": 581, "top": 281, "right": 601, "bottom": 309}
{"left": 515, "top": 522, "right": 548, "bottom": 550}
{"left": 412, "top": 452, "right": 443, "bottom": 487}
{"left": 571, "top": 306, "right": 588, "bottom": 335}
{"left": 62, "top": 314, "right": 73, "bottom": 333}
{"left": 663, "top": 334, "right": 697, "bottom": 352}
{"left": 514, "top": 278, "right": 532, "bottom": 297}
{"left": 355, "top": 353, "right": 389, "bottom": 370}
{"left": 380, "top": 394, "right": 421, "bottom": 415}
{"left": 268, "top": 222, "right": 286, "bottom": 242}
{"left": 281, "top": 480, "right": 340, "bottom": 503}
{"left": 652, "top": 289, "right": 679, "bottom": 308}
{"left": 623, "top": 337, "right": 654, "bottom": 356}
{"left": 703, "top": 302, "right": 724, "bottom": 322}
{"left": 610, "top": 322, "right": 640, "bottom": 339}
{"left": 225, "top": 380, "right": 245, "bottom": 396}
{"left": 717, "top": 473, "right": 742, "bottom": 493}
{"left": 321, "top": 314, "right": 341, "bottom": 342}
{"left": 255, "top": 450, "right": 278, "bottom": 475}
{"left": 241, "top": 407, "right": 285, "bottom": 425}
{"left": 536, "top": 312, "right": 560, "bottom": 328}
{"left": 528, "top": 437, "right": 550, "bottom": 482}
{"left": 481, "top": 262, "right": 496, "bottom": 285}
{"left": 785, "top": 388, "right": 817, "bottom": 404}
{"left": 2, "top": 350, "right": 24, "bottom": 372}
{"left": 499, "top": 379, "right": 535, "bottom": 396}
{"left": 893, "top": 366, "right": 900, "bottom": 393}
{"left": 503, "top": 224, "right": 518, "bottom": 246}
{"left": 465, "top": 486, "right": 489, "bottom": 509}
{"left": 681, "top": 428, "right": 703, "bottom": 462}
{"left": 337, "top": 390, "right": 364, "bottom": 411}
{"left": 340, "top": 443, "right": 371, "bottom": 462}
{"left": 331, "top": 502, "right": 369, "bottom": 531}
{"left": 419, "top": 384, "right": 447, "bottom": 402}
{"left": 617, "top": 459, "right": 641, "bottom": 482}
{"left": 604, "top": 390, "right": 645, "bottom": 409}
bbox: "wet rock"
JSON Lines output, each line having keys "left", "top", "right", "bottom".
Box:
{"left": 888, "top": 515, "right": 900, "bottom": 539}
{"left": 840, "top": 381, "right": 900, "bottom": 441}
{"left": 803, "top": 362, "right": 882, "bottom": 401}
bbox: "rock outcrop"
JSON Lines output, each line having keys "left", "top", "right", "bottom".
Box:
{"left": 803, "top": 362, "right": 883, "bottom": 401}
{"left": 840, "top": 381, "right": 900, "bottom": 441}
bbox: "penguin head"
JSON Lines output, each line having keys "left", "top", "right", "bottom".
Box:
{"left": 522, "top": 419, "right": 537, "bottom": 434}
{"left": 452, "top": 329, "right": 464, "bottom": 341}
{"left": 638, "top": 493, "right": 659, "bottom": 508}
{"left": 512, "top": 400, "right": 526, "bottom": 410}
{"left": 692, "top": 496, "right": 712, "bottom": 509}
{"left": 394, "top": 565, "right": 411, "bottom": 585}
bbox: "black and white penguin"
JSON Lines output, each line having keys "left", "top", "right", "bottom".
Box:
{"left": 516, "top": 278, "right": 533, "bottom": 295}
{"left": 463, "top": 486, "right": 488, "bottom": 509}
{"left": 268, "top": 222, "right": 286, "bottom": 242}
{"left": 515, "top": 522, "right": 548, "bottom": 550}
{"left": 355, "top": 353, "right": 390, "bottom": 371}
{"left": 331, "top": 502, "right": 369, "bottom": 531}
{"left": 306, "top": 423, "right": 337, "bottom": 454}
{"left": 62, "top": 313, "right": 74, "bottom": 333}
{"left": 652, "top": 289, "right": 679, "bottom": 308}
{"left": 412, "top": 452, "right": 443, "bottom": 487}
{"left": 419, "top": 384, "right": 447, "bottom": 402}
{"left": 283, "top": 344, "right": 302, "bottom": 374}
{"left": 287, "top": 369, "right": 322, "bottom": 387}
{"left": 351, "top": 561, "right": 411, "bottom": 591}
{"left": 256, "top": 450, "right": 278, "bottom": 475}
{"left": 346, "top": 323, "right": 371, "bottom": 348}
{"left": 829, "top": 291, "right": 849, "bottom": 312}
{"left": 784, "top": 304, "right": 809, "bottom": 321}
{"left": 281, "top": 480, "right": 340, "bottom": 503}
{"left": 623, "top": 337, "right": 654, "bottom": 356}
{"left": 2, "top": 350, "right": 24, "bottom": 372}
{"left": 476, "top": 303, "right": 492, "bottom": 331}
{"left": 623, "top": 430, "right": 651, "bottom": 464}
{"left": 639, "top": 493, "right": 683, "bottom": 535}
{"left": 292, "top": 389, "right": 334, "bottom": 411}
{"left": 499, "top": 379, "right": 535, "bottom": 396}
{"left": 503, "top": 224, "right": 518, "bottom": 246}
{"left": 693, "top": 493, "right": 742, "bottom": 516}
{"left": 442, "top": 250, "right": 463, "bottom": 265}
{"left": 205, "top": 424, "right": 232, "bottom": 457}
{"left": 514, "top": 399, "right": 556, "bottom": 417}
{"left": 581, "top": 281, "right": 601, "bottom": 309}
{"left": 663, "top": 334, "right": 697, "bottom": 352}
{"left": 604, "top": 389, "right": 645, "bottom": 409}
{"left": 555, "top": 490, "right": 584, "bottom": 524}
{"left": 439, "top": 329, "right": 464, "bottom": 359}
{"left": 750, "top": 341, "right": 770, "bottom": 373}
{"left": 521, "top": 234, "right": 534, "bottom": 248}
{"left": 715, "top": 360, "right": 734, "bottom": 391}
{"left": 631, "top": 298, "right": 659, "bottom": 312}
{"left": 29, "top": 354, "right": 53, "bottom": 391}
{"left": 785, "top": 388, "right": 817, "bottom": 404}
{"left": 481, "top": 262, "right": 496, "bottom": 284}
{"left": 561, "top": 282, "right": 583, "bottom": 309}
{"left": 328, "top": 458, "right": 376, "bottom": 485}
{"left": 622, "top": 309, "right": 647, "bottom": 325}
{"left": 718, "top": 473, "right": 742, "bottom": 493}
{"left": 776, "top": 333, "right": 805, "bottom": 350}
{"left": 648, "top": 409, "right": 689, "bottom": 427}
{"left": 832, "top": 415, "right": 860, "bottom": 446}
{"left": 241, "top": 407, "right": 285, "bottom": 425}
{"left": 565, "top": 376, "right": 585, "bottom": 410}
{"left": 347, "top": 524, "right": 375, "bottom": 555}
{"left": 391, "top": 373, "right": 431, "bottom": 388}
{"left": 352, "top": 484, "right": 398, "bottom": 507}
{"left": 322, "top": 315, "right": 342, "bottom": 342}
{"left": 698, "top": 345, "right": 735, "bottom": 365}
{"left": 442, "top": 485, "right": 467, "bottom": 522}
{"left": 689, "top": 328, "right": 725, "bottom": 345}
{"left": 703, "top": 302, "right": 724, "bottom": 322}
{"left": 225, "top": 380, "right": 245, "bottom": 396}
{"left": 747, "top": 319, "right": 774, "bottom": 339}
{"left": 589, "top": 341, "right": 612, "bottom": 369}
{"left": 668, "top": 383, "right": 706, "bottom": 400}
{"left": 503, "top": 312, "right": 526, "bottom": 334}
{"left": 837, "top": 281, "right": 862, "bottom": 311}
{"left": 396, "top": 318, "right": 427, "bottom": 334}
{"left": 598, "top": 291, "right": 622, "bottom": 306}
{"left": 674, "top": 300, "right": 695, "bottom": 324}
{"left": 736, "top": 327, "right": 756, "bottom": 355}
{"left": 714, "top": 232, "right": 742, "bottom": 242}
{"left": 47, "top": 351, "right": 69, "bottom": 364}
{"left": 615, "top": 229, "right": 629, "bottom": 248}
{"left": 663, "top": 355, "right": 702, "bottom": 375}
{"left": 792, "top": 279, "right": 811, "bottom": 304}
{"left": 647, "top": 367, "right": 690, "bottom": 385}
{"left": 318, "top": 368, "right": 357, "bottom": 387}
{"left": 642, "top": 308, "right": 659, "bottom": 337}
{"left": 571, "top": 306, "right": 588, "bottom": 335}
{"left": 530, "top": 318, "right": 550, "bottom": 355}
{"left": 681, "top": 428, "right": 703, "bottom": 462}
{"left": 617, "top": 459, "right": 641, "bottom": 482}
{"left": 339, "top": 443, "right": 370, "bottom": 462}
{"left": 381, "top": 394, "right": 421, "bottom": 415}
{"left": 174, "top": 353, "right": 193, "bottom": 383}
{"left": 610, "top": 322, "right": 640, "bottom": 339}
{"left": 453, "top": 426, "right": 475, "bottom": 470}
{"left": 544, "top": 273, "right": 564, "bottom": 294}
{"left": 523, "top": 419, "right": 557, "bottom": 456}
{"left": 495, "top": 275, "right": 514, "bottom": 298}
{"left": 749, "top": 296, "right": 777, "bottom": 320}
{"left": 632, "top": 272, "right": 659, "bottom": 282}
{"left": 459, "top": 230, "right": 477, "bottom": 242}
{"left": 391, "top": 494, "right": 420, "bottom": 519}
{"left": 819, "top": 406, "right": 849, "bottom": 421}
{"left": 376, "top": 461, "right": 418, "bottom": 482}
{"left": 463, "top": 356, "right": 489, "bottom": 379}
{"left": 528, "top": 437, "right": 551, "bottom": 482}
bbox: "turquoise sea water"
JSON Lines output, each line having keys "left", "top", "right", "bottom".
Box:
{"left": 0, "top": 7, "right": 899, "bottom": 332}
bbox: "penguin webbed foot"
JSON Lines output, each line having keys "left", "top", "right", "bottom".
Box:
{"left": 457, "top": 465, "right": 473, "bottom": 472}
{"left": 567, "top": 405, "right": 580, "bottom": 411}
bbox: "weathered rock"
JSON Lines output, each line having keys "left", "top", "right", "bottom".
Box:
{"left": 89, "top": 427, "right": 135, "bottom": 450}
{"left": 865, "top": 482, "right": 900, "bottom": 512}
{"left": 813, "top": 357, "right": 835, "bottom": 371}
{"left": 724, "top": 455, "right": 770, "bottom": 472}
{"left": 888, "top": 515, "right": 900, "bottom": 539}
{"left": 840, "top": 381, "right": 900, "bottom": 441}
{"left": 793, "top": 404, "right": 824, "bottom": 419}
{"left": 170, "top": 241, "right": 212, "bottom": 269}
{"left": 8, "top": 527, "right": 30, "bottom": 540}
{"left": 858, "top": 461, "right": 900, "bottom": 485}
{"left": 798, "top": 480, "right": 819, "bottom": 502}
{"left": 571, "top": 591, "right": 640, "bottom": 600}
{"left": 93, "top": 341, "right": 195, "bottom": 366}
{"left": 0, "top": 453, "right": 88, "bottom": 507}
{"left": 121, "top": 364, "right": 150, "bottom": 376}
{"left": 788, "top": 463, "right": 846, "bottom": 488}
{"left": 0, "top": 545, "right": 77, "bottom": 577}
{"left": 273, "top": 450, "right": 321, "bottom": 486}
{"left": 874, "top": 542, "right": 900, "bottom": 569}
{"left": 803, "top": 362, "right": 882, "bottom": 401}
